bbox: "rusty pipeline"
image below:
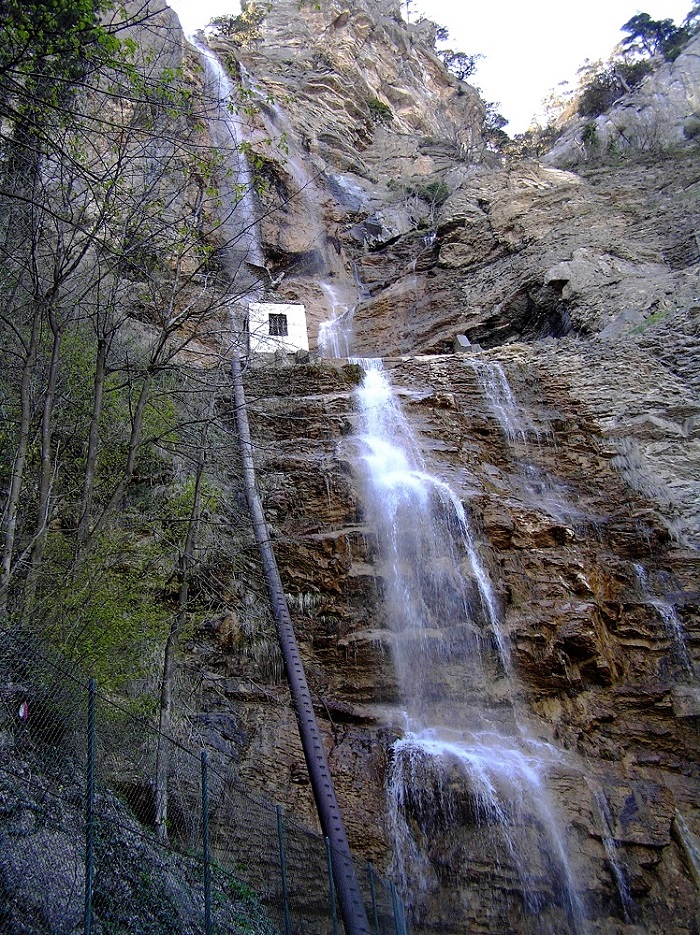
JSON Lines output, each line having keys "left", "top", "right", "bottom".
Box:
{"left": 231, "top": 354, "right": 371, "bottom": 935}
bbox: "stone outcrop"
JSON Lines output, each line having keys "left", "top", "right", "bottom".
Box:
{"left": 545, "top": 35, "right": 700, "bottom": 168}
{"left": 351, "top": 152, "right": 699, "bottom": 354}
{"left": 204, "top": 0, "right": 486, "bottom": 340}
{"left": 201, "top": 9, "right": 699, "bottom": 365}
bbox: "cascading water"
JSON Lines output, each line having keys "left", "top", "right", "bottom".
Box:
{"left": 465, "top": 358, "right": 533, "bottom": 447}
{"left": 236, "top": 67, "right": 361, "bottom": 351}
{"left": 318, "top": 282, "right": 356, "bottom": 358}
{"left": 353, "top": 358, "right": 585, "bottom": 933}
{"left": 464, "top": 355, "right": 581, "bottom": 523}
{"left": 592, "top": 790, "right": 633, "bottom": 922}
{"left": 634, "top": 563, "right": 695, "bottom": 676}
{"left": 192, "top": 39, "right": 264, "bottom": 298}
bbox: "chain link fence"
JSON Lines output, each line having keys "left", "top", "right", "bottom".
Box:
{"left": 0, "top": 625, "right": 405, "bottom": 934}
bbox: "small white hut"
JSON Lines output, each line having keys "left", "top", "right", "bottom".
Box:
{"left": 247, "top": 303, "right": 309, "bottom": 355}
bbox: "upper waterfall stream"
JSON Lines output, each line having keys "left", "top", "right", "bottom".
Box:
{"left": 192, "top": 38, "right": 264, "bottom": 314}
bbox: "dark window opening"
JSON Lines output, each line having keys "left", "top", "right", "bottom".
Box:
{"left": 269, "top": 313, "right": 288, "bottom": 337}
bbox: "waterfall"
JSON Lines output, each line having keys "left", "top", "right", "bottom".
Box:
{"left": 353, "top": 358, "right": 585, "bottom": 932}
{"left": 465, "top": 357, "right": 533, "bottom": 446}
{"left": 234, "top": 65, "right": 359, "bottom": 357}
{"left": 235, "top": 65, "right": 360, "bottom": 352}
{"left": 191, "top": 39, "right": 264, "bottom": 294}
{"left": 464, "top": 356, "right": 582, "bottom": 523}
{"left": 318, "top": 282, "right": 356, "bottom": 358}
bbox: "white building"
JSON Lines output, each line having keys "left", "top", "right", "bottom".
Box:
{"left": 247, "top": 303, "right": 309, "bottom": 355}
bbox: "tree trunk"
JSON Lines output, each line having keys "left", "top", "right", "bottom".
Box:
{"left": 154, "top": 390, "right": 214, "bottom": 844}
{"left": 80, "top": 370, "right": 152, "bottom": 556}
{"left": 26, "top": 310, "right": 63, "bottom": 600}
{"left": 76, "top": 337, "right": 108, "bottom": 552}
{"left": 0, "top": 302, "right": 42, "bottom": 611}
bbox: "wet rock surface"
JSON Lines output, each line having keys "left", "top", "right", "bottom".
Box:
{"left": 191, "top": 339, "right": 699, "bottom": 934}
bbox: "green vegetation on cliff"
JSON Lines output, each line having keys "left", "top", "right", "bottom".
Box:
{"left": 0, "top": 2, "right": 246, "bottom": 704}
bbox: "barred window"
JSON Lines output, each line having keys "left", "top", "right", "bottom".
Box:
{"left": 269, "top": 313, "right": 288, "bottom": 337}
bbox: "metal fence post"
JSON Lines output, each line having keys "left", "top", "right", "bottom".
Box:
{"left": 276, "top": 805, "right": 292, "bottom": 935}
{"left": 201, "top": 751, "right": 212, "bottom": 935}
{"left": 397, "top": 893, "right": 409, "bottom": 935}
{"left": 390, "top": 882, "right": 408, "bottom": 935}
{"left": 326, "top": 837, "right": 339, "bottom": 935}
{"left": 367, "top": 863, "right": 381, "bottom": 935}
{"left": 84, "top": 678, "right": 96, "bottom": 935}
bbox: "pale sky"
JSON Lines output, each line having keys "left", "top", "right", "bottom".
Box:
{"left": 168, "top": 0, "right": 694, "bottom": 133}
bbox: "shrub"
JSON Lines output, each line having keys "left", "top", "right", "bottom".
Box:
{"left": 367, "top": 96, "right": 393, "bottom": 124}
{"left": 582, "top": 121, "right": 599, "bottom": 147}
{"left": 438, "top": 50, "right": 481, "bottom": 82}
{"left": 417, "top": 180, "right": 449, "bottom": 207}
{"left": 578, "top": 60, "right": 652, "bottom": 118}
{"left": 683, "top": 112, "right": 700, "bottom": 142}
{"left": 208, "top": 2, "right": 271, "bottom": 47}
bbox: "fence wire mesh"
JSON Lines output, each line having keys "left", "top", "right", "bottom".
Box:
{"left": 0, "top": 625, "right": 405, "bottom": 935}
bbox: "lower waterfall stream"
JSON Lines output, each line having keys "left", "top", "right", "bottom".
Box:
{"left": 352, "top": 357, "right": 586, "bottom": 933}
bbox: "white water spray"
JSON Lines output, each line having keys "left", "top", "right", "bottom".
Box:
{"left": 353, "top": 358, "right": 586, "bottom": 931}
{"left": 593, "top": 789, "right": 633, "bottom": 922}
{"left": 465, "top": 357, "right": 532, "bottom": 446}
{"left": 318, "top": 282, "right": 355, "bottom": 358}
{"left": 465, "top": 356, "right": 583, "bottom": 524}
{"left": 192, "top": 39, "right": 264, "bottom": 281}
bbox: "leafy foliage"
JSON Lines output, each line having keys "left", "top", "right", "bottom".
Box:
{"left": 208, "top": 2, "right": 271, "bottom": 47}
{"left": 577, "top": 59, "right": 653, "bottom": 117}
{"left": 437, "top": 50, "right": 482, "bottom": 82}
{"left": 367, "top": 96, "right": 394, "bottom": 124}
{"left": 683, "top": 111, "right": 700, "bottom": 141}
{"left": 417, "top": 180, "right": 449, "bottom": 207}
{"left": 620, "top": 12, "right": 689, "bottom": 60}
{"left": 482, "top": 103, "right": 510, "bottom": 150}
{"left": 0, "top": 0, "right": 119, "bottom": 88}
{"left": 576, "top": 6, "right": 697, "bottom": 119}
{"left": 0, "top": 0, "right": 254, "bottom": 706}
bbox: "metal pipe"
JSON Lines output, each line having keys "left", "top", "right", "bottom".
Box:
{"left": 231, "top": 354, "right": 371, "bottom": 935}
{"left": 326, "top": 837, "right": 340, "bottom": 935}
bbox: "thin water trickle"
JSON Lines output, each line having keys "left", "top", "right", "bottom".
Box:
{"left": 634, "top": 563, "right": 694, "bottom": 674}
{"left": 465, "top": 357, "right": 532, "bottom": 446}
{"left": 593, "top": 789, "right": 633, "bottom": 922}
{"left": 353, "top": 358, "right": 586, "bottom": 931}
{"left": 318, "top": 282, "right": 355, "bottom": 358}
{"left": 236, "top": 68, "right": 360, "bottom": 327}
{"left": 464, "top": 356, "right": 584, "bottom": 524}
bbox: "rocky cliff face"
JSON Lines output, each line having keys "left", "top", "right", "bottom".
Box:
{"left": 545, "top": 35, "right": 700, "bottom": 168}
{"left": 147, "top": 3, "right": 700, "bottom": 932}
{"left": 203, "top": 0, "right": 486, "bottom": 339}
{"left": 205, "top": 343, "right": 699, "bottom": 933}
